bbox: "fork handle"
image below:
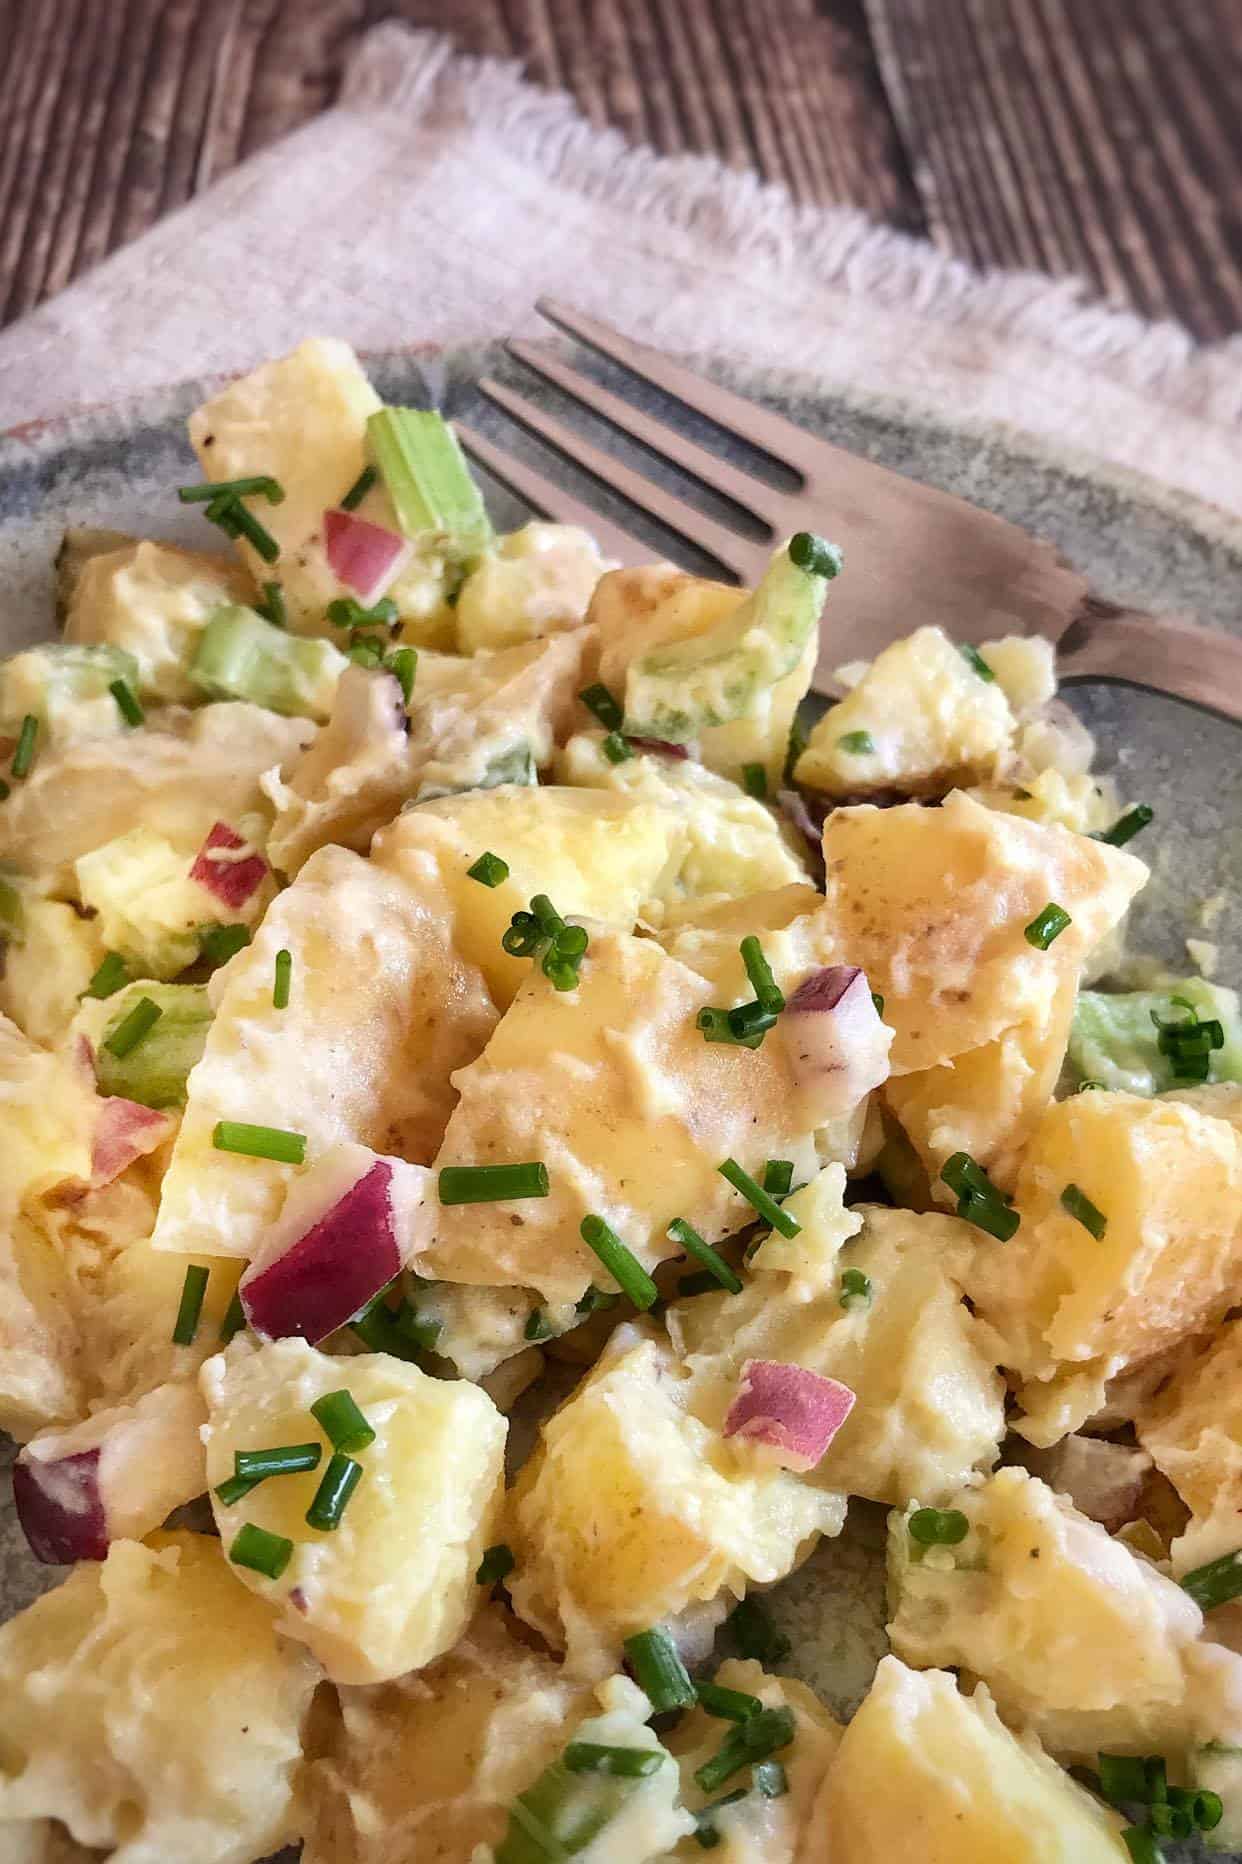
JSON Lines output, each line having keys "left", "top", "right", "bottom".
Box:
{"left": 1056, "top": 599, "right": 1242, "bottom": 725}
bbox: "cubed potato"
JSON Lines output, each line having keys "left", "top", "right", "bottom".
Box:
{"left": 1140, "top": 1318, "right": 1242, "bottom": 1573}
{"left": 969, "top": 1090, "right": 1242, "bottom": 1442}
{"left": 0, "top": 1214, "right": 82, "bottom": 1440}
{"left": 423, "top": 927, "right": 843, "bottom": 1305}
{"left": 795, "top": 626, "right": 1018, "bottom": 797}
{"left": 262, "top": 663, "right": 411, "bottom": 874}
{"left": 65, "top": 540, "right": 252, "bottom": 703}
{"left": 454, "top": 522, "right": 609, "bottom": 652}
{"left": 201, "top": 1336, "right": 506, "bottom": 1684}
{"left": 970, "top": 766, "right": 1115, "bottom": 837}
{"left": 0, "top": 1012, "right": 94, "bottom": 1205}
{"left": 507, "top": 1325, "right": 845, "bottom": 1674}
{"left": 151, "top": 844, "right": 496, "bottom": 1259}
{"left": 887, "top": 1468, "right": 1219, "bottom": 1763}
{"left": 818, "top": 790, "right": 1147, "bottom": 1073}
{"left": 0, "top": 1532, "right": 317, "bottom": 1863}
{"left": 979, "top": 635, "right": 1057, "bottom": 716}
{"left": 0, "top": 894, "right": 105, "bottom": 1046}
{"left": 811, "top": 1657, "right": 1130, "bottom": 1862}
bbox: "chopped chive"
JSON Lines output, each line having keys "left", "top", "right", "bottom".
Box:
{"left": 696, "top": 1681, "right": 762, "bottom": 1722}
{"left": 871, "top": 990, "right": 885, "bottom": 1015}
{"left": 1149, "top": 1803, "right": 1191, "bottom": 1841}
{"left": 83, "top": 951, "right": 129, "bottom": 1000}
{"left": 227, "top": 499, "right": 281, "bottom": 563}
{"left": 694, "top": 1789, "right": 748, "bottom": 1848}
{"left": 1180, "top": 1547, "right": 1242, "bottom": 1612}
{"left": 327, "top": 595, "right": 399, "bottom": 631}
{"left": 727, "top": 1000, "right": 779, "bottom": 1044}
{"left": 1188, "top": 1790, "right": 1223, "bottom": 1832}
{"left": 697, "top": 1005, "right": 766, "bottom": 1050}
{"left": 109, "top": 678, "right": 144, "bottom": 727}
{"left": 219, "top": 1289, "right": 247, "bottom": 1342}
{"left": 438, "top": 1162, "right": 549, "bottom": 1204}
{"left": 311, "top": 1389, "right": 376, "bottom": 1454}
{"left": 742, "top": 763, "right": 767, "bottom": 799}
{"left": 579, "top": 682, "right": 624, "bottom": 731}
{"left": 235, "top": 1443, "right": 322, "bottom": 1483}
{"left": 468, "top": 850, "right": 509, "bottom": 887}
{"left": 839, "top": 1266, "right": 872, "bottom": 1309}
{"left": 272, "top": 948, "right": 292, "bottom": 1010}
{"left": 1025, "top": 902, "right": 1072, "bottom": 949}
{"left": 256, "top": 581, "right": 287, "bottom": 627}
{"left": 694, "top": 1706, "right": 795, "bottom": 1794}
{"left": 1061, "top": 1183, "right": 1107, "bottom": 1239}
{"left": 755, "top": 1760, "right": 788, "bottom": 1798}
{"left": 229, "top": 1521, "right": 294, "bottom": 1579}
{"left": 179, "top": 475, "right": 284, "bottom": 505}
{"left": 1098, "top": 1755, "right": 1157, "bottom": 1806}
{"left": 103, "top": 994, "right": 163, "bottom": 1059}
{"left": 762, "top": 1159, "right": 794, "bottom": 1199}
{"left": 718, "top": 1158, "right": 801, "bottom": 1239}
{"left": 199, "top": 922, "right": 251, "bottom": 968}
{"left": 909, "top": 1506, "right": 969, "bottom": 1547}
{"left": 477, "top": 1543, "right": 516, "bottom": 1586}
{"left": 10, "top": 714, "right": 38, "bottom": 779}
{"left": 386, "top": 646, "right": 417, "bottom": 702}
{"left": 1121, "top": 1828, "right": 1162, "bottom": 1864}
{"left": 728, "top": 1597, "right": 790, "bottom": 1665}
{"left": 788, "top": 532, "right": 843, "bottom": 578}
{"left": 349, "top": 1285, "right": 421, "bottom": 1362}
{"left": 940, "top": 1152, "right": 1020, "bottom": 1241}
{"left": 667, "top": 1217, "right": 742, "bottom": 1295}
{"left": 564, "top": 1744, "right": 665, "bottom": 1778}
{"left": 215, "top": 1472, "right": 260, "bottom": 1506}
{"left": 525, "top": 1307, "right": 555, "bottom": 1342}
{"left": 206, "top": 493, "right": 242, "bottom": 537}
{"left": 172, "top": 1264, "right": 210, "bottom": 1345}
{"left": 601, "top": 731, "right": 633, "bottom": 764}
{"left": 397, "top": 1304, "right": 443, "bottom": 1352}
{"left": 1095, "top": 804, "right": 1154, "bottom": 847}
{"left": 212, "top": 1121, "right": 307, "bottom": 1164}
{"left": 623, "top": 1627, "right": 696, "bottom": 1711}
{"left": 959, "top": 642, "right": 995, "bottom": 681}
{"left": 340, "top": 464, "right": 378, "bottom": 511}
{"left": 575, "top": 1285, "right": 620, "bottom": 1316}
{"left": 580, "top": 1214, "right": 659, "bottom": 1310}
{"left": 305, "top": 1452, "right": 364, "bottom": 1531}
{"left": 837, "top": 730, "right": 874, "bottom": 754}
{"left": 740, "top": 937, "right": 784, "bottom": 1015}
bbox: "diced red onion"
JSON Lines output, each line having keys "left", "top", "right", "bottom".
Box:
{"left": 190, "top": 821, "right": 269, "bottom": 909}
{"left": 627, "top": 737, "right": 689, "bottom": 760}
{"left": 92, "top": 1096, "right": 176, "bottom": 1186}
{"left": 782, "top": 965, "right": 892, "bottom": 1120}
{"left": 324, "top": 507, "right": 412, "bottom": 606}
{"left": 13, "top": 1450, "right": 107, "bottom": 1564}
{"left": 724, "top": 1360, "right": 855, "bottom": 1471}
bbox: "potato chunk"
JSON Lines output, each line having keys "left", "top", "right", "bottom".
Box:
{"left": 65, "top": 540, "right": 251, "bottom": 703}
{"left": 0, "top": 1214, "right": 82, "bottom": 1439}
{"left": 1140, "top": 1318, "right": 1242, "bottom": 1574}
{"left": 0, "top": 894, "right": 105, "bottom": 1046}
{"left": 0, "top": 1532, "right": 317, "bottom": 1863}
{"left": 151, "top": 844, "right": 496, "bottom": 1259}
{"left": 507, "top": 1325, "right": 845, "bottom": 1674}
{"left": 202, "top": 1336, "right": 506, "bottom": 1684}
{"left": 455, "top": 521, "right": 609, "bottom": 652}
{"left": 812, "top": 1657, "right": 1129, "bottom": 1862}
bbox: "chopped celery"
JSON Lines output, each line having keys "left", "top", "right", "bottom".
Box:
{"left": 1070, "top": 978, "right": 1242, "bottom": 1096}
{"left": 95, "top": 983, "right": 213, "bottom": 1108}
{"left": 188, "top": 606, "right": 345, "bottom": 720}
{"left": 367, "top": 409, "right": 492, "bottom": 549}
{"left": 0, "top": 643, "right": 140, "bottom": 736}
{"left": 623, "top": 534, "right": 842, "bottom": 742}
{"left": 415, "top": 739, "right": 536, "bottom": 804}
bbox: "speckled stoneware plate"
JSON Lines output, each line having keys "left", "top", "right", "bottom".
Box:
{"left": 2, "top": 345, "right": 1241, "bottom": 1854}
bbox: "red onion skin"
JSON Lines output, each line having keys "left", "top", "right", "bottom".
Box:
{"left": 14, "top": 1449, "right": 108, "bottom": 1564}
{"left": 724, "top": 1360, "right": 856, "bottom": 1471}
{"left": 626, "top": 737, "right": 689, "bottom": 760}
{"left": 241, "top": 1159, "right": 400, "bottom": 1344}
{"left": 190, "top": 822, "right": 268, "bottom": 910}
{"left": 91, "top": 1098, "right": 175, "bottom": 1186}
{"left": 787, "top": 966, "right": 863, "bottom": 1015}
{"left": 323, "top": 508, "right": 411, "bottom": 605}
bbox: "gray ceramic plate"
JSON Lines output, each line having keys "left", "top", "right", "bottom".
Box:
{"left": 2, "top": 346, "right": 1240, "bottom": 1853}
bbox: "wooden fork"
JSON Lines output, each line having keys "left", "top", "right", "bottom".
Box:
{"left": 455, "top": 298, "right": 1242, "bottom": 722}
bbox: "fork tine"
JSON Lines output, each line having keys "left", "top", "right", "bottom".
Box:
{"left": 453, "top": 423, "right": 652, "bottom": 567}
{"left": 506, "top": 338, "right": 780, "bottom": 527}
{"left": 477, "top": 376, "right": 765, "bottom": 582}
{"left": 537, "top": 298, "right": 824, "bottom": 478}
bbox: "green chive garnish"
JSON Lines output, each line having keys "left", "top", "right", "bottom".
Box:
{"left": 1151, "top": 998, "right": 1224, "bottom": 1083}
{"left": 1098, "top": 1755, "right": 1158, "bottom": 1806}
{"left": 477, "top": 1543, "right": 516, "bottom": 1586}
{"left": 103, "top": 994, "right": 163, "bottom": 1059}
{"left": 229, "top": 1521, "right": 294, "bottom": 1579}
{"left": 788, "top": 532, "right": 843, "bottom": 578}
{"left": 215, "top": 1472, "right": 261, "bottom": 1506}
{"left": 227, "top": 500, "right": 280, "bottom": 563}
{"left": 235, "top": 1442, "right": 322, "bottom": 1483}
{"left": 697, "top": 1005, "right": 769, "bottom": 1050}
{"left": 212, "top": 1121, "right": 307, "bottom": 1164}
{"left": 740, "top": 937, "right": 784, "bottom": 1015}
{"left": 340, "top": 464, "right": 378, "bottom": 511}
{"left": 83, "top": 951, "right": 129, "bottom": 1000}
{"left": 311, "top": 1389, "right": 376, "bottom": 1454}
{"left": 1149, "top": 1803, "right": 1191, "bottom": 1841}
{"left": 386, "top": 646, "right": 417, "bottom": 702}
{"left": 580, "top": 1215, "right": 659, "bottom": 1310}
{"left": 871, "top": 990, "right": 885, "bottom": 1015}
{"left": 468, "top": 850, "right": 509, "bottom": 887}
{"left": 742, "top": 763, "right": 767, "bottom": 799}
{"left": 839, "top": 1266, "right": 872, "bottom": 1308}
{"left": 438, "top": 1162, "right": 549, "bottom": 1204}
{"left": 623, "top": 1627, "right": 696, "bottom": 1711}
{"left": 327, "top": 595, "right": 398, "bottom": 631}
{"left": 694, "top": 1706, "right": 795, "bottom": 1794}
{"left": 349, "top": 1285, "right": 421, "bottom": 1361}
{"left": 959, "top": 643, "right": 995, "bottom": 681}
{"left": 199, "top": 922, "right": 251, "bottom": 968}
{"left": 398, "top": 1304, "right": 443, "bottom": 1352}
{"left": 579, "top": 682, "right": 624, "bottom": 731}
{"left": 575, "top": 1286, "right": 620, "bottom": 1316}
{"left": 696, "top": 1680, "right": 762, "bottom": 1722}
{"left": 1025, "top": 902, "right": 1072, "bottom": 949}
{"left": 667, "top": 1217, "right": 742, "bottom": 1295}
{"left": 728, "top": 1597, "right": 790, "bottom": 1665}
{"left": 1061, "top": 1183, "right": 1107, "bottom": 1239}
{"left": 601, "top": 731, "right": 633, "bottom": 764}
{"left": 172, "top": 1263, "right": 210, "bottom": 1345}
{"left": 179, "top": 476, "right": 284, "bottom": 505}
{"left": 306, "top": 1452, "right": 364, "bottom": 1531}
{"left": 940, "top": 1151, "right": 1020, "bottom": 1241}
{"left": 755, "top": 1760, "right": 788, "bottom": 1798}
{"left": 11, "top": 715, "right": 38, "bottom": 779}
{"left": 908, "top": 1507, "right": 969, "bottom": 1547}
{"left": 1180, "top": 1547, "right": 1242, "bottom": 1613}
{"left": 1121, "top": 1827, "right": 1162, "bottom": 1864}
{"left": 718, "top": 1158, "right": 801, "bottom": 1239}
{"left": 837, "top": 730, "right": 874, "bottom": 754}
{"left": 257, "top": 581, "right": 286, "bottom": 628}
{"left": 762, "top": 1160, "right": 794, "bottom": 1199}
{"left": 1187, "top": 1789, "right": 1223, "bottom": 1832}
{"left": 219, "top": 1289, "right": 247, "bottom": 1342}
{"left": 694, "top": 1789, "right": 748, "bottom": 1848}
{"left": 525, "top": 1308, "right": 555, "bottom": 1342}
{"left": 272, "top": 948, "right": 292, "bottom": 1009}
{"left": 1095, "top": 804, "right": 1154, "bottom": 847}
{"left": 109, "top": 678, "right": 144, "bottom": 727}
{"left": 564, "top": 1744, "right": 665, "bottom": 1778}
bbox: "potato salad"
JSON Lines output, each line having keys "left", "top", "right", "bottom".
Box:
{"left": 3, "top": 337, "right": 1242, "bottom": 1864}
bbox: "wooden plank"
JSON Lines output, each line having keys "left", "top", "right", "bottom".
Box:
{"left": 866, "top": 0, "right": 1242, "bottom": 340}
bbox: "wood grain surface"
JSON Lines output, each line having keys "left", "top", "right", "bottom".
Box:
{"left": 1, "top": 0, "right": 1238, "bottom": 337}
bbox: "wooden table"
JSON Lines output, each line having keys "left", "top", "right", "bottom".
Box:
{"left": 3, "top": 0, "right": 1239, "bottom": 339}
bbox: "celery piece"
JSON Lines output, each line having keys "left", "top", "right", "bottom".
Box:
{"left": 189, "top": 606, "right": 344, "bottom": 720}
{"left": 0, "top": 643, "right": 140, "bottom": 736}
{"left": 415, "top": 740, "right": 536, "bottom": 804}
{"left": 367, "top": 409, "right": 492, "bottom": 549}
{"left": 95, "top": 983, "right": 213, "bottom": 1108}
{"left": 1070, "top": 979, "right": 1242, "bottom": 1097}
